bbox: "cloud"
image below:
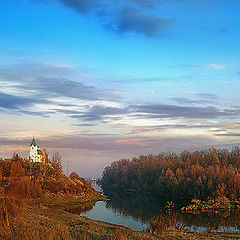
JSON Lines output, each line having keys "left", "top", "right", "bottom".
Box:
{"left": 59, "top": 105, "right": 128, "bottom": 122}
{"left": 36, "top": 0, "right": 172, "bottom": 37}
{"left": 130, "top": 130, "right": 145, "bottom": 134}
{"left": 116, "top": 138, "right": 151, "bottom": 146}
{"left": 27, "top": 77, "right": 107, "bottom": 101}
{"left": 56, "top": 0, "right": 101, "bottom": 13}
{"left": 216, "top": 122, "right": 240, "bottom": 129}
{"left": 0, "top": 61, "right": 72, "bottom": 80}
{"left": 0, "top": 62, "right": 117, "bottom": 101}
{"left": 0, "top": 61, "right": 238, "bottom": 132}
{"left": 215, "top": 133, "right": 240, "bottom": 137}
{"left": 0, "top": 62, "right": 119, "bottom": 114}
{"left": 0, "top": 92, "right": 49, "bottom": 113}
{"left": 130, "top": 104, "right": 240, "bottom": 119}
{"left": 170, "top": 97, "right": 211, "bottom": 105}
{"left": 108, "top": 7, "right": 172, "bottom": 37}
{"left": 207, "top": 64, "right": 225, "bottom": 70}
{"left": 62, "top": 101, "right": 240, "bottom": 124}
{"left": 131, "top": 0, "right": 157, "bottom": 8}
{"left": 196, "top": 93, "right": 219, "bottom": 99}
{"left": 0, "top": 133, "right": 210, "bottom": 154}
{"left": 0, "top": 92, "right": 34, "bottom": 110}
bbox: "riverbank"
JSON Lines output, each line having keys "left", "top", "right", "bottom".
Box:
{"left": 4, "top": 201, "right": 240, "bottom": 240}
{"left": 2, "top": 194, "right": 240, "bottom": 240}
{"left": 37, "top": 191, "right": 108, "bottom": 210}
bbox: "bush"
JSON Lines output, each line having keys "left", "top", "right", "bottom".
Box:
{"left": 148, "top": 202, "right": 185, "bottom": 234}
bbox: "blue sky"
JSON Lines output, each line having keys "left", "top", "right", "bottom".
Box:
{"left": 0, "top": 0, "right": 240, "bottom": 177}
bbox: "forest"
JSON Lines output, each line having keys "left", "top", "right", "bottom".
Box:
{"left": 101, "top": 147, "right": 240, "bottom": 202}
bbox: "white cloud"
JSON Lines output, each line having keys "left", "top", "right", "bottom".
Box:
{"left": 207, "top": 63, "right": 225, "bottom": 70}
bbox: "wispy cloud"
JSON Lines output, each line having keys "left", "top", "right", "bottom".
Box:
{"left": 207, "top": 63, "right": 225, "bottom": 70}
{"left": 36, "top": 0, "right": 172, "bottom": 37}
{"left": 130, "top": 103, "right": 239, "bottom": 119}
{"left": 0, "top": 62, "right": 119, "bottom": 116}
{"left": 55, "top": 0, "right": 102, "bottom": 13}
{"left": 0, "top": 92, "right": 50, "bottom": 113}
{"left": 196, "top": 93, "right": 219, "bottom": 99}
{"left": 105, "top": 7, "right": 172, "bottom": 37}
{"left": 0, "top": 61, "right": 239, "bottom": 139}
{"left": 169, "top": 97, "right": 212, "bottom": 105}
{"left": 116, "top": 138, "right": 150, "bottom": 146}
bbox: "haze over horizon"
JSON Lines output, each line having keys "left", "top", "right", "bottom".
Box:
{"left": 0, "top": 0, "right": 240, "bottom": 177}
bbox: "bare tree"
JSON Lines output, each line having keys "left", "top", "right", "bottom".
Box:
{"left": 50, "top": 152, "right": 63, "bottom": 172}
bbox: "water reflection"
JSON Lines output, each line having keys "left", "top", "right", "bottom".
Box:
{"left": 78, "top": 187, "right": 240, "bottom": 232}
{"left": 104, "top": 190, "right": 240, "bottom": 232}
{"left": 104, "top": 190, "right": 167, "bottom": 223}
{"left": 64, "top": 202, "right": 95, "bottom": 214}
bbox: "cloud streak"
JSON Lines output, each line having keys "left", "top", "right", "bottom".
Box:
{"left": 36, "top": 0, "right": 172, "bottom": 37}
{"left": 130, "top": 104, "right": 240, "bottom": 119}
{"left": 0, "top": 62, "right": 119, "bottom": 116}
{"left": 105, "top": 7, "right": 171, "bottom": 37}
{"left": 0, "top": 92, "right": 49, "bottom": 112}
{"left": 57, "top": 0, "right": 102, "bottom": 13}
{"left": 1, "top": 61, "right": 240, "bottom": 140}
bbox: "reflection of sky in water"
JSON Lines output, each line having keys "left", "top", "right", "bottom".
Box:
{"left": 80, "top": 188, "right": 240, "bottom": 233}
{"left": 186, "top": 225, "right": 240, "bottom": 233}
{"left": 81, "top": 201, "right": 147, "bottom": 231}
{"left": 92, "top": 184, "right": 102, "bottom": 193}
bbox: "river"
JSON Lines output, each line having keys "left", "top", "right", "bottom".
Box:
{"left": 80, "top": 185, "right": 240, "bottom": 232}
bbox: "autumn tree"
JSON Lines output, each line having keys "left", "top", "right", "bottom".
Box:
{"left": 41, "top": 148, "right": 49, "bottom": 164}
{"left": 70, "top": 171, "right": 81, "bottom": 180}
{"left": 70, "top": 171, "right": 87, "bottom": 185}
{"left": 101, "top": 147, "right": 240, "bottom": 201}
{"left": 50, "top": 152, "right": 63, "bottom": 172}
{"left": 0, "top": 167, "right": 2, "bottom": 184}
{"left": 10, "top": 162, "right": 25, "bottom": 180}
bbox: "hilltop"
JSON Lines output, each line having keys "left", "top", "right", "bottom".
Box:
{"left": 0, "top": 153, "right": 106, "bottom": 239}
{"left": 0, "top": 153, "right": 97, "bottom": 199}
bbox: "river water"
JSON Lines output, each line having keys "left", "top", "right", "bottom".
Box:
{"left": 80, "top": 186, "right": 240, "bottom": 232}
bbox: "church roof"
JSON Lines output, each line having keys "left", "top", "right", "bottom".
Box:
{"left": 30, "top": 138, "right": 37, "bottom": 147}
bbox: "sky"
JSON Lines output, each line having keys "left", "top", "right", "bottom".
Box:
{"left": 0, "top": 0, "right": 240, "bottom": 177}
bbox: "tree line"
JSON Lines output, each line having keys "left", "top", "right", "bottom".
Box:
{"left": 101, "top": 147, "right": 240, "bottom": 201}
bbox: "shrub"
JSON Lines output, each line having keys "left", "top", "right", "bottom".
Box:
{"left": 148, "top": 202, "right": 185, "bottom": 234}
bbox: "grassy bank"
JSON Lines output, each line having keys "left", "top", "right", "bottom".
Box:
{"left": 37, "top": 191, "right": 108, "bottom": 210}
{"left": 2, "top": 198, "right": 240, "bottom": 240}
{"left": 1, "top": 194, "right": 240, "bottom": 240}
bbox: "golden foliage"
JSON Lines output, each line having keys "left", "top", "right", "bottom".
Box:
{"left": 102, "top": 147, "right": 240, "bottom": 201}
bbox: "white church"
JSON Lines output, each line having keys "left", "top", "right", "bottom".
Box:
{"left": 29, "top": 138, "right": 43, "bottom": 163}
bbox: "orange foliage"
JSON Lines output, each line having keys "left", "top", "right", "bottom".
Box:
{"left": 0, "top": 167, "right": 2, "bottom": 183}
{"left": 8, "top": 177, "right": 42, "bottom": 199}
{"left": 102, "top": 147, "right": 240, "bottom": 201}
{"left": 0, "top": 154, "right": 94, "bottom": 200}
{"left": 10, "top": 161, "right": 25, "bottom": 180}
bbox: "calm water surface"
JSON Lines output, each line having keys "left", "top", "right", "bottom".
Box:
{"left": 80, "top": 186, "right": 240, "bottom": 232}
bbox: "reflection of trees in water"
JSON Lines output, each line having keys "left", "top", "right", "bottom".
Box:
{"left": 104, "top": 190, "right": 168, "bottom": 223}
{"left": 179, "top": 210, "right": 240, "bottom": 231}
{"left": 103, "top": 190, "right": 240, "bottom": 232}
{"left": 64, "top": 201, "right": 95, "bottom": 214}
